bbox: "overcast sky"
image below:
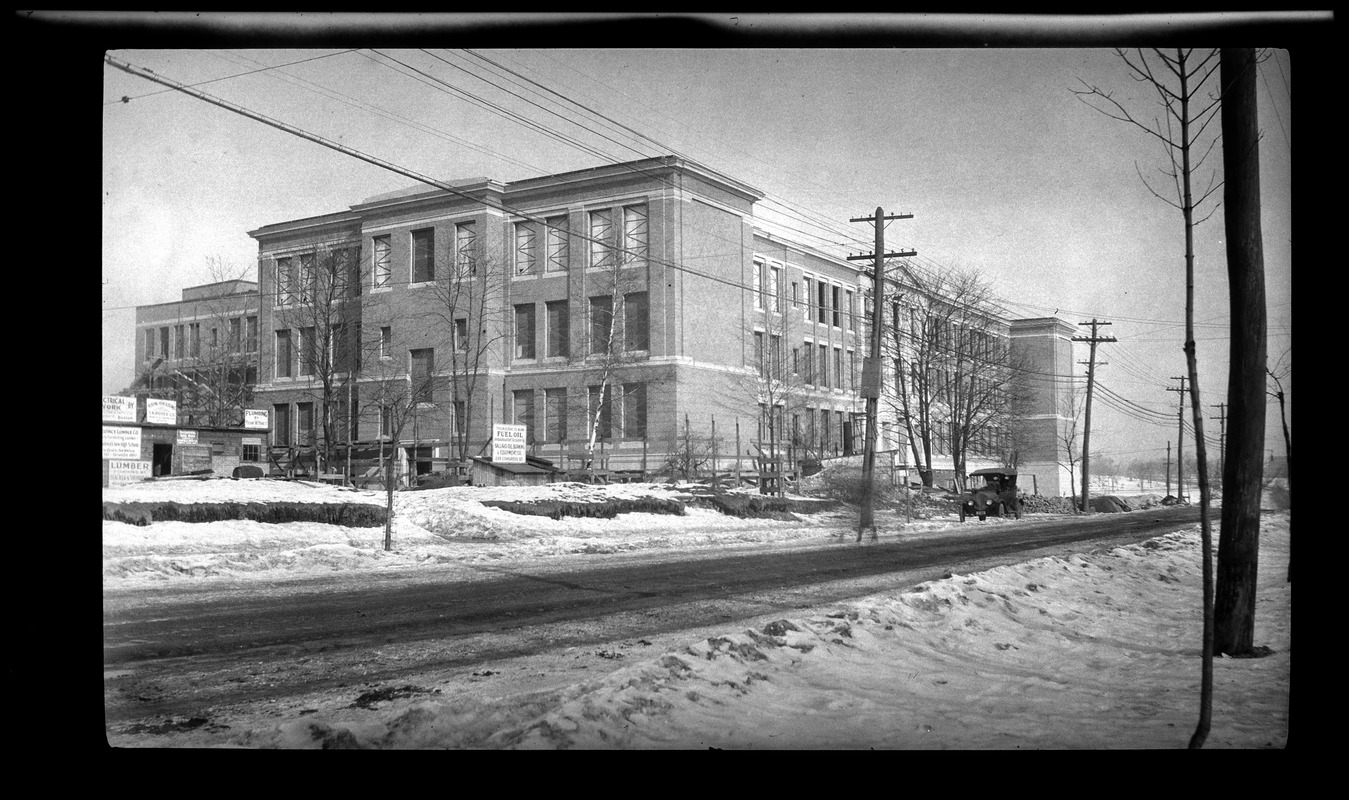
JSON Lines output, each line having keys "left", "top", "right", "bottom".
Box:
{"left": 98, "top": 14, "right": 1301, "bottom": 467}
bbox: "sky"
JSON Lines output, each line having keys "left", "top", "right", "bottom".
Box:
{"left": 97, "top": 13, "right": 1304, "bottom": 469}
{"left": 103, "top": 476, "right": 1291, "bottom": 748}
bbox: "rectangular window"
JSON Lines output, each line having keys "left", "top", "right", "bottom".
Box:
{"left": 849, "top": 350, "right": 857, "bottom": 391}
{"left": 803, "top": 341, "right": 814, "bottom": 385}
{"left": 623, "top": 383, "right": 647, "bottom": 439}
{"left": 173, "top": 325, "right": 184, "bottom": 359}
{"left": 803, "top": 276, "right": 814, "bottom": 322}
{"left": 545, "top": 216, "right": 569, "bottom": 272}
{"left": 545, "top": 388, "right": 568, "bottom": 443}
{"left": 159, "top": 327, "right": 170, "bottom": 359}
{"left": 818, "top": 281, "right": 829, "bottom": 325}
{"left": 513, "top": 389, "right": 535, "bottom": 443}
{"left": 835, "top": 347, "right": 843, "bottom": 389}
{"left": 276, "top": 257, "right": 295, "bottom": 305}
{"left": 229, "top": 317, "right": 242, "bottom": 353}
{"left": 298, "top": 253, "right": 315, "bottom": 304}
{"left": 589, "top": 295, "right": 613, "bottom": 355}
{"left": 770, "top": 335, "right": 782, "bottom": 380}
{"left": 331, "top": 323, "right": 352, "bottom": 373}
{"left": 770, "top": 266, "right": 782, "bottom": 313}
{"left": 273, "top": 404, "right": 290, "bottom": 446}
{"left": 452, "top": 401, "right": 466, "bottom": 440}
{"left": 588, "top": 384, "right": 612, "bottom": 440}
{"left": 455, "top": 222, "right": 476, "bottom": 276}
{"left": 246, "top": 316, "right": 258, "bottom": 352}
{"left": 792, "top": 346, "right": 800, "bottom": 376}
{"left": 299, "top": 327, "right": 316, "bottom": 376}
{"left": 546, "top": 300, "right": 570, "bottom": 358}
{"left": 589, "top": 209, "right": 614, "bottom": 269}
{"left": 410, "top": 348, "right": 435, "bottom": 400}
{"left": 753, "top": 260, "right": 764, "bottom": 310}
{"left": 623, "top": 291, "right": 649, "bottom": 351}
{"left": 754, "top": 331, "right": 765, "bottom": 377}
{"left": 453, "top": 318, "right": 469, "bottom": 353}
{"left": 846, "top": 290, "right": 855, "bottom": 331}
{"left": 379, "top": 326, "right": 392, "bottom": 359}
{"left": 832, "top": 286, "right": 842, "bottom": 327}
{"left": 380, "top": 405, "right": 392, "bottom": 438}
{"left": 188, "top": 323, "right": 201, "bottom": 358}
{"left": 275, "top": 330, "right": 292, "bottom": 379}
{"left": 515, "top": 221, "right": 537, "bottom": 275}
{"left": 242, "top": 443, "right": 260, "bottom": 463}
{"left": 819, "top": 344, "right": 830, "bottom": 388}
{"left": 412, "top": 229, "right": 435, "bottom": 283}
{"left": 372, "top": 236, "right": 391, "bottom": 288}
{"left": 514, "top": 303, "right": 536, "bottom": 360}
{"left": 144, "top": 329, "right": 155, "bottom": 361}
{"left": 296, "top": 402, "right": 315, "bottom": 446}
{"left": 622, "top": 204, "right": 648, "bottom": 267}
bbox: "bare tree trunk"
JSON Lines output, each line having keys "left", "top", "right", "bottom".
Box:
{"left": 1214, "top": 47, "right": 1267, "bottom": 657}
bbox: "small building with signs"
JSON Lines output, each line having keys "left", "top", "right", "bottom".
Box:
{"left": 102, "top": 395, "right": 271, "bottom": 486}
{"left": 467, "top": 455, "right": 562, "bottom": 487}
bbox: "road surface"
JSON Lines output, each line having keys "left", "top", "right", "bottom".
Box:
{"left": 104, "top": 506, "right": 1202, "bottom": 733}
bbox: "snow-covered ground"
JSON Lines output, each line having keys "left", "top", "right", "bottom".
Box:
{"left": 103, "top": 478, "right": 1291, "bottom": 749}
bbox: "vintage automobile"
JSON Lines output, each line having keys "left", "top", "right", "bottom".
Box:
{"left": 958, "top": 468, "right": 1022, "bottom": 522}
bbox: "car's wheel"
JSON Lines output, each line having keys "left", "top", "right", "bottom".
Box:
{"left": 959, "top": 505, "right": 966, "bottom": 522}
{"left": 994, "top": 501, "right": 1004, "bottom": 517}
{"left": 1013, "top": 500, "right": 1022, "bottom": 520}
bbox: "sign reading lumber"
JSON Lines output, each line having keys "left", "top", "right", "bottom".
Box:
{"left": 106, "top": 459, "right": 151, "bottom": 485}
{"left": 492, "top": 424, "right": 527, "bottom": 464}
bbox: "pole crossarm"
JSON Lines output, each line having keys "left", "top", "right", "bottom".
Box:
{"left": 1070, "top": 318, "right": 1114, "bottom": 513}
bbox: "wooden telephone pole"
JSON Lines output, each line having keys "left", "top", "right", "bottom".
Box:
{"left": 1072, "top": 319, "right": 1115, "bottom": 513}
{"left": 848, "top": 208, "right": 915, "bottom": 541}
{"left": 1167, "top": 377, "right": 1190, "bottom": 502}
{"left": 1210, "top": 402, "right": 1226, "bottom": 486}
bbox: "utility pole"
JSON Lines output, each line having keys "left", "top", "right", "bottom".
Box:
{"left": 1166, "top": 441, "right": 1172, "bottom": 497}
{"left": 1072, "top": 319, "right": 1115, "bottom": 513}
{"left": 1210, "top": 402, "right": 1226, "bottom": 487}
{"left": 848, "top": 208, "right": 915, "bottom": 542}
{"left": 1167, "top": 377, "right": 1190, "bottom": 502}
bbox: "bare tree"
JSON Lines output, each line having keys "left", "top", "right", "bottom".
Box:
{"left": 361, "top": 357, "right": 440, "bottom": 551}
{"left": 574, "top": 209, "right": 651, "bottom": 476}
{"left": 724, "top": 271, "right": 819, "bottom": 495}
{"left": 1076, "top": 47, "right": 1223, "bottom": 749}
{"left": 172, "top": 256, "right": 259, "bottom": 427}
{"left": 425, "top": 230, "right": 505, "bottom": 465}
{"left": 884, "top": 264, "right": 1021, "bottom": 491}
{"left": 1057, "top": 382, "right": 1087, "bottom": 502}
{"left": 274, "top": 242, "right": 363, "bottom": 475}
{"left": 1266, "top": 347, "right": 1290, "bottom": 500}
{"left": 1214, "top": 48, "right": 1270, "bottom": 658}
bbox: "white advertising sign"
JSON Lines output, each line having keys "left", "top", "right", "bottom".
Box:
{"left": 177, "top": 429, "right": 198, "bottom": 445}
{"left": 492, "top": 423, "right": 527, "bottom": 464}
{"left": 103, "top": 426, "right": 142, "bottom": 460}
{"left": 244, "top": 409, "right": 270, "bottom": 430}
{"left": 145, "top": 398, "right": 177, "bottom": 425}
{"left": 103, "top": 395, "right": 137, "bottom": 423}
{"left": 106, "top": 459, "right": 151, "bottom": 485}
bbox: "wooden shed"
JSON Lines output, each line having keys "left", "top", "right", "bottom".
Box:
{"left": 467, "top": 455, "right": 563, "bottom": 487}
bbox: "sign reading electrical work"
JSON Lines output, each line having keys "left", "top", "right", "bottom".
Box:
{"left": 102, "top": 395, "right": 137, "bottom": 423}
{"left": 106, "top": 459, "right": 151, "bottom": 485}
{"left": 145, "top": 398, "right": 177, "bottom": 425}
{"left": 103, "top": 426, "right": 142, "bottom": 460}
{"left": 492, "top": 423, "right": 527, "bottom": 464}
{"left": 244, "top": 409, "right": 269, "bottom": 430}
